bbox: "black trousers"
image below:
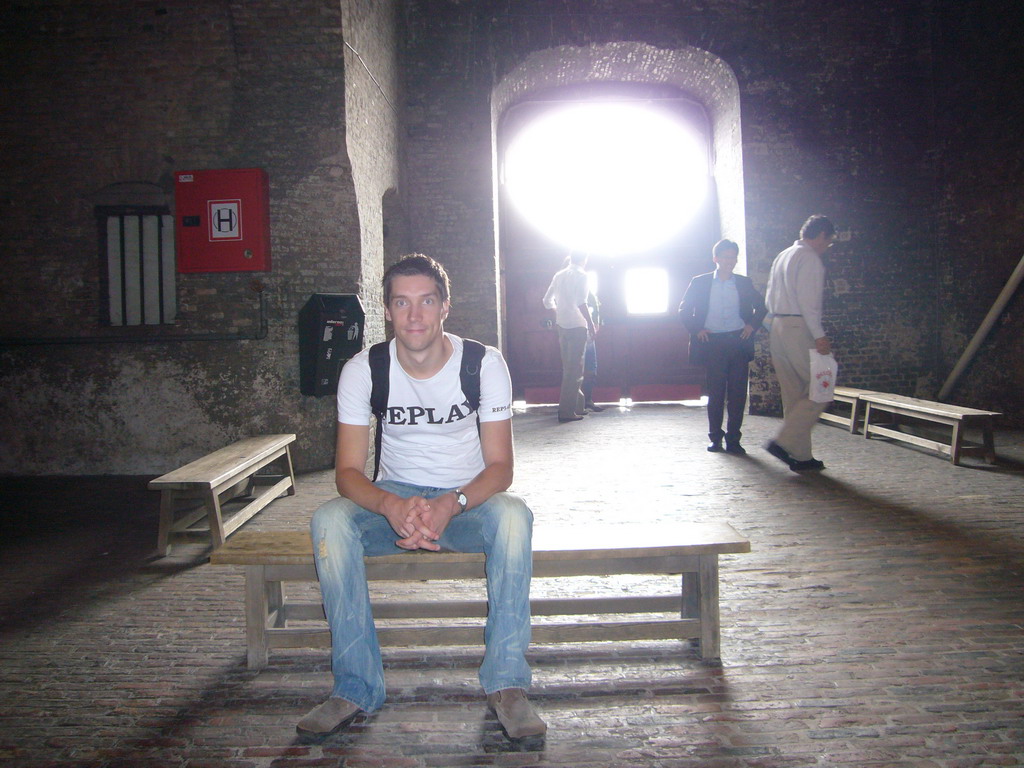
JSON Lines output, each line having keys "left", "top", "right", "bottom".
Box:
{"left": 704, "top": 331, "right": 751, "bottom": 444}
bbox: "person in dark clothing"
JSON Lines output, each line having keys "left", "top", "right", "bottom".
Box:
{"left": 679, "top": 239, "right": 767, "bottom": 454}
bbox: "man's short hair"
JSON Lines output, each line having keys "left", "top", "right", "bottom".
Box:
{"left": 713, "top": 239, "right": 739, "bottom": 259}
{"left": 800, "top": 215, "right": 836, "bottom": 241}
{"left": 569, "top": 252, "right": 587, "bottom": 266}
{"left": 383, "top": 254, "right": 451, "bottom": 305}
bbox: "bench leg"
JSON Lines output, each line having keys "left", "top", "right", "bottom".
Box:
{"left": 156, "top": 491, "right": 175, "bottom": 556}
{"left": 680, "top": 557, "right": 721, "bottom": 661}
{"left": 982, "top": 420, "right": 997, "bottom": 464}
{"left": 205, "top": 488, "right": 227, "bottom": 550}
{"left": 950, "top": 421, "right": 963, "bottom": 465}
{"left": 244, "top": 565, "right": 270, "bottom": 670}
{"left": 681, "top": 571, "right": 698, "bottom": 624}
{"left": 268, "top": 578, "right": 285, "bottom": 628}
{"left": 849, "top": 398, "right": 863, "bottom": 434}
{"left": 698, "top": 555, "right": 721, "bottom": 660}
{"left": 283, "top": 446, "right": 297, "bottom": 497}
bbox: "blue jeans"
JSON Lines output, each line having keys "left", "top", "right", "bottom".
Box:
{"left": 310, "top": 481, "right": 534, "bottom": 712}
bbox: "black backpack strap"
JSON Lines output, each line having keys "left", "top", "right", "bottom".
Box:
{"left": 459, "top": 339, "right": 486, "bottom": 414}
{"left": 368, "top": 341, "right": 390, "bottom": 481}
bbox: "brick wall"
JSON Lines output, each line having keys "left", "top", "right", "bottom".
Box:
{"left": 929, "top": 1, "right": 1024, "bottom": 417}
{"left": 401, "top": 0, "right": 1021, "bottom": 422}
{"left": 0, "top": 0, "right": 401, "bottom": 473}
{"left": 1, "top": 0, "right": 1020, "bottom": 477}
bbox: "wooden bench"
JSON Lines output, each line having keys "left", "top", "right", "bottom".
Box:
{"left": 819, "top": 386, "right": 882, "bottom": 433}
{"left": 149, "top": 434, "right": 297, "bottom": 555}
{"left": 860, "top": 393, "right": 999, "bottom": 465}
{"left": 209, "top": 523, "right": 751, "bottom": 669}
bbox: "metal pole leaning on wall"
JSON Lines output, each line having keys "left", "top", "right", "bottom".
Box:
{"left": 938, "top": 252, "right": 1024, "bottom": 401}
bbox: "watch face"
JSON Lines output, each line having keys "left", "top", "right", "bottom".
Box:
{"left": 457, "top": 492, "right": 468, "bottom": 507}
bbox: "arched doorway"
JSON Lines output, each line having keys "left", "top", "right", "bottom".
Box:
{"left": 491, "top": 43, "right": 745, "bottom": 403}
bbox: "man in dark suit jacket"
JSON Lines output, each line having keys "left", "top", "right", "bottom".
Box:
{"left": 678, "top": 239, "right": 768, "bottom": 454}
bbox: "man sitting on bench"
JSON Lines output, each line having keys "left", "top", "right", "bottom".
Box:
{"left": 297, "top": 254, "right": 545, "bottom": 741}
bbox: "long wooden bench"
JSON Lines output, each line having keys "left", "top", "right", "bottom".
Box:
{"left": 209, "top": 523, "right": 751, "bottom": 669}
{"left": 819, "top": 386, "right": 882, "bottom": 433}
{"left": 149, "top": 434, "right": 297, "bottom": 555}
{"left": 860, "top": 393, "right": 999, "bottom": 465}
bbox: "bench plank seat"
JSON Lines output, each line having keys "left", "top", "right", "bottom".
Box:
{"left": 149, "top": 434, "right": 297, "bottom": 555}
{"left": 860, "top": 393, "right": 999, "bottom": 465}
{"left": 210, "top": 524, "right": 750, "bottom": 668}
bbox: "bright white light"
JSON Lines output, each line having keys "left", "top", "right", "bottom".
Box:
{"left": 504, "top": 102, "right": 707, "bottom": 255}
{"left": 624, "top": 267, "right": 669, "bottom": 314}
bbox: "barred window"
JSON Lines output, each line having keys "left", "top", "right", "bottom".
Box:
{"left": 97, "top": 206, "right": 176, "bottom": 326}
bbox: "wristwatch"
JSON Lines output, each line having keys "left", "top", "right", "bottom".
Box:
{"left": 454, "top": 489, "right": 468, "bottom": 514}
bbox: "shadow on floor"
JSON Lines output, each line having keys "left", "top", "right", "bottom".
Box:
{"left": 0, "top": 475, "right": 196, "bottom": 635}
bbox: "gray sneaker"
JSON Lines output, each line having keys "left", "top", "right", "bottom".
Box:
{"left": 487, "top": 688, "right": 547, "bottom": 739}
{"left": 296, "top": 697, "right": 361, "bottom": 736}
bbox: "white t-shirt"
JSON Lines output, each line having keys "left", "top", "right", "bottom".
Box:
{"left": 337, "top": 333, "right": 513, "bottom": 488}
{"left": 543, "top": 264, "right": 589, "bottom": 329}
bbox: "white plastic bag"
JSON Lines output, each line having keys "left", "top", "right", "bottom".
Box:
{"left": 809, "top": 351, "right": 838, "bottom": 403}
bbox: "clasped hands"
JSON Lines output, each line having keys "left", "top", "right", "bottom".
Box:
{"left": 381, "top": 492, "right": 459, "bottom": 551}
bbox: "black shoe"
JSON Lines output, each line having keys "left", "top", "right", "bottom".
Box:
{"left": 725, "top": 442, "right": 746, "bottom": 455}
{"left": 765, "top": 440, "right": 797, "bottom": 468}
{"left": 707, "top": 441, "right": 724, "bottom": 452}
{"left": 791, "top": 458, "right": 825, "bottom": 472}
{"left": 558, "top": 415, "right": 585, "bottom": 423}
{"left": 585, "top": 402, "right": 606, "bottom": 412}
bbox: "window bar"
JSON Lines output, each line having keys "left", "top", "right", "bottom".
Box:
{"left": 157, "top": 214, "right": 165, "bottom": 324}
{"left": 124, "top": 215, "right": 142, "bottom": 326}
{"left": 106, "top": 216, "right": 123, "bottom": 326}
{"left": 160, "top": 214, "right": 176, "bottom": 324}
{"left": 119, "top": 216, "right": 129, "bottom": 325}
{"left": 142, "top": 215, "right": 161, "bottom": 325}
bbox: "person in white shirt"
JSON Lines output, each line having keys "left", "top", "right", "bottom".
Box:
{"left": 298, "top": 254, "right": 545, "bottom": 741}
{"left": 764, "top": 215, "right": 837, "bottom": 472}
{"left": 543, "top": 253, "right": 596, "bottom": 422}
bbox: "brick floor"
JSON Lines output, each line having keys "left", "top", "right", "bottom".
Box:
{"left": 1, "top": 404, "right": 1023, "bottom": 767}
